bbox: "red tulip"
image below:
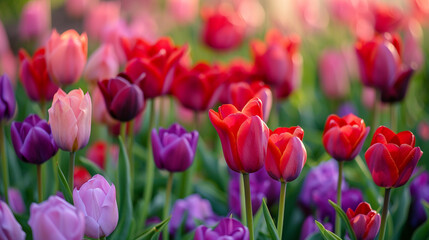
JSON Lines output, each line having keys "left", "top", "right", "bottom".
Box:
{"left": 209, "top": 97, "right": 269, "bottom": 173}
{"left": 86, "top": 141, "right": 119, "bottom": 169}
{"left": 265, "top": 126, "right": 306, "bottom": 182}
{"left": 346, "top": 202, "right": 381, "bottom": 240}
{"left": 371, "top": 2, "right": 403, "bottom": 33}
{"left": 74, "top": 166, "right": 91, "bottom": 190}
{"left": 318, "top": 49, "right": 350, "bottom": 99}
{"left": 18, "top": 47, "right": 59, "bottom": 102}
{"left": 323, "top": 114, "right": 369, "bottom": 161}
{"left": 172, "top": 62, "right": 226, "bottom": 111}
{"left": 124, "top": 37, "right": 187, "bottom": 99}
{"left": 251, "top": 29, "right": 302, "bottom": 99}
{"left": 218, "top": 59, "right": 254, "bottom": 104}
{"left": 365, "top": 126, "right": 423, "bottom": 188}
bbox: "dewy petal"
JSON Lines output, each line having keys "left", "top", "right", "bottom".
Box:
{"left": 365, "top": 143, "right": 399, "bottom": 188}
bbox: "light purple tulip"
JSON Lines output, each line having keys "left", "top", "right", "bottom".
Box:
{"left": 8, "top": 188, "right": 25, "bottom": 214}
{"left": 28, "top": 196, "right": 84, "bottom": 240}
{"left": 194, "top": 218, "right": 249, "bottom": 240}
{"left": 151, "top": 123, "right": 198, "bottom": 172}
{"left": 0, "top": 200, "right": 25, "bottom": 240}
{"left": 73, "top": 174, "right": 118, "bottom": 238}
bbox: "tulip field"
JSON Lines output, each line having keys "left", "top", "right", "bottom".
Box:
{"left": 1, "top": 0, "right": 429, "bottom": 240}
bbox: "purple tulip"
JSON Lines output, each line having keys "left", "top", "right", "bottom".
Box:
{"left": 194, "top": 217, "right": 249, "bottom": 240}
{"left": 0, "top": 200, "right": 26, "bottom": 240}
{"left": 11, "top": 114, "right": 58, "bottom": 164}
{"left": 380, "top": 68, "right": 415, "bottom": 103}
{"left": 410, "top": 171, "right": 429, "bottom": 227}
{"left": 8, "top": 188, "right": 25, "bottom": 214}
{"left": 170, "top": 194, "right": 218, "bottom": 234}
{"left": 98, "top": 73, "right": 144, "bottom": 122}
{"left": 29, "top": 196, "right": 85, "bottom": 240}
{"left": 151, "top": 123, "right": 198, "bottom": 172}
{"left": 73, "top": 174, "right": 118, "bottom": 238}
{"left": 0, "top": 74, "right": 16, "bottom": 121}
{"left": 300, "top": 216, "right": 333, "bottom": 240}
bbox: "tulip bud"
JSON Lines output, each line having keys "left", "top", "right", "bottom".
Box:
{"left": 29, "top": 196, "right": 85, "bottom": 240}
{"left": 0, "top": 74, "right": 16, "bottom": 121}
{"left": 195, "top": 218, "right": 249, "bottom": 240}
{"left": 73, "top": 174, "right": 118, "bottom": 238}
{"left": 19, "top": 0, "right": 49, "bottom": 40}
{"left": 46, "top": 29, "right": 88, "bottom": 86}
{"left": 48, "top": 88, "right": 92, "bottom": 152}
{"left": 346, "top": 202, "right": 381, "bottom": 240}
{"left": 11, "top": 114, "right": 58, "bottom": 165}
{"left": 84, "top": 44, "right": 119, "bottom": 85}
{"left": 0, "top": 200, "right": 26, "bottom": 240}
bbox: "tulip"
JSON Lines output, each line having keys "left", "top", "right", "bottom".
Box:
{"left": 0, "top": 50, "right": 17, "bottom": 84}
{"left": 151, "top": 123, "right": 198, "bottom": 172}
{"left": 48, "top": 88, "right": 92, "bottom": 152}
{"left": 73, "top": 174, "right": 118, "bottom": 238}
{"left": 124, "top": 37, "right": 187, "bottom": 99}
{"left": 380, "top": 68, "right": 414, "bottom": 103}
{"left": 66, "top": 0, "right": 98, "bottom": 17}
{"left": 18, "top": 47, "right": 59, "bottom": 103}
{"left": 92, "top": 85, "right": 117, "bottom": 126}
{"left": 219, "top": 59, "right": 254, "bottom": 104}
{"left": 410, "top": 0, "right": 429, "bottom": 23}
{"left": 251, "top": 29, "right": 302, "bottom": 99}
{"left": 201, "top": 5, "right": 246, "bottom": 51}
{"left": 101, "top": 20, "right": 132, "bottom": 64}
{"left": 0, "top": 74, "right": 16, "bottom": 121}
{"left": 371, "top": 2, "right": 403, "bottom": 33}
{"left": 418, "top": 121, "right": 429, "bottom": 141}
{"left": 167, "top": 0, "right": 198, "bottom": 24}
{"left": 98, "top": 73, "right": 144, "bottom": 122}
{"left": 46, "top": 29, "right": 88, "bottom": 86}
{"left": 318, "top": 50, "right": 350, "bottom": 99}
{"left": 346, "top": 202, "right": 381, "bottom": 240}
{"left": 18, "top": 0, "right": 49, "bottom": 40}
{"left": 29, "top": 196, "right": 85, "bottom": 240}
{"left": 86, "top": 141, "right": 119, "bottom": 169}
{"left": 409, "top": 171, "right": 429, "bottom": 227}
{"left": 84, "top": 2, "right": 120, "bottom": 40}
{"left": 74, "top": 166, "right": 91, "bottom": 190}
{"left": 195, "top": 218, "right": 249, "bottom": 240}
{"left": 172, "top": 62, "right": 226, "bottom": 111}
{"left": 7, "top": 188, "right": 25, "bottom": 214}
{"left": 403, "top": 19, "right": 423, "bottom": 70}
{"left": 84, "top": 44, "right": 119, "bottom": 85}
{"left": 323, "top": 114, "right": 369, "bottom": 161}
{"left": 0, "top": 200, "right": 26, "bottom": 240}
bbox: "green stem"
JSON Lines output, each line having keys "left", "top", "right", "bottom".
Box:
{"left": 127, "top": 119, "right": 135, "bottom": 183}
{"left": 390, "top": 104, "right": 396, "bottom": 132}
{"left": 379, "top": 188, "right": 391, "bottom": 240}
{"left": 37, "top": 164, "right": 43, "bottom": 202}
{"left": 53, "top": 152, "right": 59, "bottom": 192}
{"left": 0, "top": 122, "right": 9, "bottom": 204}
{"left": 243, "top": 173, "right": 254, "bottom": 240}
{"left": 335, "top": 161, "right": 344, "bottom": 236}
{"left": 370, "top": 90, "right": 380, "bottom": 138}
{"left": 277, "top": 181, "right": 287, "bottom": 239}
{"left": 120, "top": 122, "right": 127, "bottom": 144}
{"left": 68, "top": 151, "right": 76, "bottom": 192}
{"left": 163, "top": 173, "right": 174, "bottom": 240}
{"left": 40, "top": 99, "right": 46, "bottom": 120}
{"left": 240, "top": 174, "right": 247, "bottom": 225}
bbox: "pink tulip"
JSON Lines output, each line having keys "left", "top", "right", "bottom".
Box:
{"left": 403, "top": 19, "right": 424, "bottom": 70}
{"left": 84, "top": 44, "right": 119, "bottom": 85}
{"left": 84, "top": 1, "right": 120, "bottom": 40}
{"left": 66, "top": 0, "right": 98, "bottom": 17}
{"left": 100, "top": 20, "right": 132, "bottom": 64}
{"left": 167, "top": 0, "right": 198, "bottom": 24}
{"left": 46, "top": 29, "right": 88, "bottom": 86}
{"left": 48, "top": 88, "right": 92, "bottom": 152}
{"left": 0, "top": 19, "right": 10, "bottom": 54}
{"left": 19, "top": 0, "right": 49, "bottom": 40}
{"left": 0, "top": 200, "right": 26, "bottom": 240}
{"left": 319, "top": 50, "right": 350, "bottom": 99}
{"left": 0, "top": 51, "right": 17, "bottom": 84}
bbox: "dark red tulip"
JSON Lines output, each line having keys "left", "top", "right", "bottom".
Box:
{"left": 365, "top": 126, "right": 423, "bottom": 188}
{"left": 380, "top": 68, "right": 414, "bottom": 103}
{"left": 172, "top": 62, "right": 226, "bottom": 111}
{"left": 372, "top": 3, "right": 403, "bottom": 33}
{"left": 323, "top": 114, "right": 369, "bottom": 161}
{"left": 209, "top": 97, "right": 269, "bottom": 173}
{"left": 218, "top": 59, "right": 255, "bottom": 104}
{"left": 19, "top": 47, "right": 59, "bottom": 102}
{"left": 346, "top": 202, "right": 381, "bottom": 240}
{"left": 98, "top": 73, "right": 144, "bottom": 122}
{"left": 124, "top": 37, "right": 187, "bottom": 99}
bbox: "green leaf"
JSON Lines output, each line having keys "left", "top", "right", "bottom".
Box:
{"left": 411, "top": 201, "right": 429, "bottom": 240}
{"left": 110, "top": 137, "right": 133, "bottom": 240}
{"left": 253, "top": 202, "right": 265, "bottom": 240}
{"left": 262, "top": 199, "right": 280, "bottom": 240}
{"left": 134, "top": 217, "right": 171, "bottom": 240}
{"left": 57, "top": 162, "right": 73, "bottom": 203}
{"left": 77, "top": 156, "right": 105, "bottom": 176}
{"left": 328, "top": 200, "right": 357, "bottom": 240}
{"left": 315, "top": 221, "right": 342, "bottom": 240}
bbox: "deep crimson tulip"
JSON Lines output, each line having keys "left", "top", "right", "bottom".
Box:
{"left": 365, "top": 126, "right": 423, "bottom": 188}
{"left": 251, "top": 29, "right": 302, "bottom": 99}
{"left": 19, "top": 47, "right": 59, "bottom": 102}
{"left": 380, "top": 68, "right": 414, "bottom": 103}
{"left": 371, "top": 3, "right": 403, "bottom": 33}
{"left": 265, "top": 126, "right": 306, "bottom": 182}
{"left": 124, "top": 37, "right": 187, "bottom": 98}
{"left": 323, "top": 114, "right": 369, "bottom": 161}
{"left": 346, "top": 202, "right": 381, "bottom": 240}
{"left": 172, "top": 62, "right": 225, "bottom": 111}
{"left": 209, "top": 97, "right": 269, "bottom": 173}
{"left": 98, "top": 73, "right": 144, "bottom": 122}
{"left": 218, "top": 59, "right": 254, "bottom": 104}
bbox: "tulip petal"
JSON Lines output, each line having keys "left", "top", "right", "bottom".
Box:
{"left": 280, "top": 137, "right": 306, "bottom": 182}
{"left": 98, "top": 184, "right": 118, "bottom": 237}
{"left": 265, "top": 140, "right": 282, "bottom": 180}
{"left": 20, "top": 127, "right": 56, "bottom": 164}
{"left": 366, "top": 212, "right": 381, "bottom": 240}
{"left": 350, "top": 214, "right": 367, "bottom": 239}
{"left": 10, "top": 122, "right": 24, "bottom": 160}
{"left": 162, "top": 137, "right": 194, "bottom": 172}
{"left": 323, "top": 127, "right": 352, "bottom": 160}
{"left": 151, "top": 129, "right": 165, "bottom": 169}
{"left": 49, "top": 98, "right": 78, "bottom": 151}
{"left": 365, "top": 143, "right": 399, "bottom": 188}
{"left": 75, "top": 92, "right": 92, "bottom": 150}
{"left": 241, "top": 97, "right": 264, "bottom": 119}
{"left": 394, "top": 147, "right": 422, "bottom": 187}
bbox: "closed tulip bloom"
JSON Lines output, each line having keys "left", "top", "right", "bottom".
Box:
{"left": 346, "top": 202, "right": 381, "bottom": 240}
{"left": 323, "top": 114, "right": 369, "bottom": 161}
{"left": 11, "top": 114, "right": 58, "bottom": 164}
{"left": 29, "top": 196, "right": 85, "bottom": 240}
{"left": 0, "top": 74, "right": 16, "bottom": 121}
{"left": 365, "top": 126, "right": 423, "bottom": 188}
{"left": 194, "top": 218, "right": 249, "bottom": 240}
{"left": 48, "top": 88, "right": 92, "bottom": 152}
{"left": 19, "top": 0, "right": 49, "bottom": 40}
{"left": 151, "top": 123, "right": 198, "bottom": 172}
{"left": 265, "top": 126, "right": 307, "bottom": 182}
{"left": 0, "top": 200, "right": 25, "bottom": 240}
{"left": 84, "top": 44, "right": 119, "bottom": 85}
{"left": 19, "top": 47, "right": 59, "bottom": 102}
{"left": 380, "top": 68, "right": 414, "bottom": 103}
{"left": 73, "top": 174, "right": 118, "bottom": 238}
{"left": 98, "top": 73, "right": 144, "bottom": 122}
{"left": 319, "top": 50, "right": 350, "bottom": 99}
{"left": 46, "top": 29, "right": 87, "bottom": 85}
{"left": 209, "top": 97, "right": 269, "bottom": 173}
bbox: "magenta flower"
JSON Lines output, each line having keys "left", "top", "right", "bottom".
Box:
{"left": 0, "top": 200, "right": 25, "bottom": 240}
{"left": 194, "top": 218, "right": 249, "bottom": 240}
